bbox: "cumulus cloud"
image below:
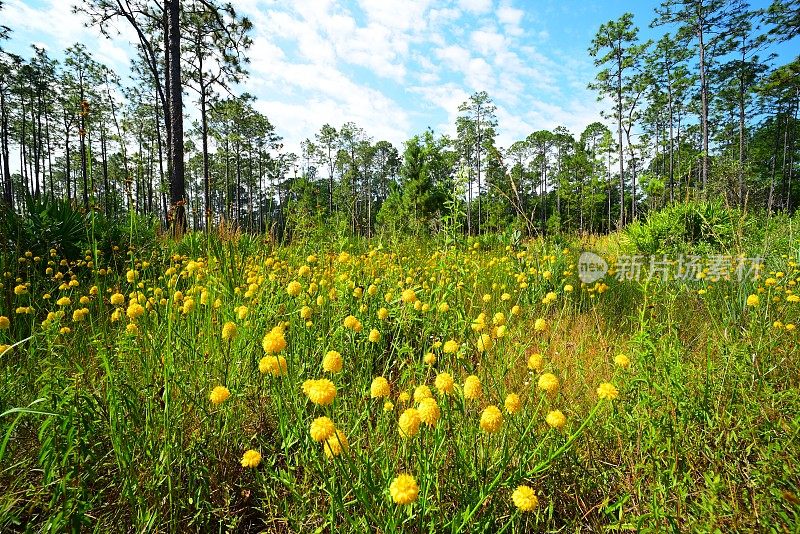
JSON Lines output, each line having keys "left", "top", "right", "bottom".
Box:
{"left": 3, "top": 0, "right": 604, "bottom": 154}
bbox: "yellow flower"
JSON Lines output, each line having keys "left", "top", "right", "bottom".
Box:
{"left": 287, "top": 280, "right": 302, "bottom": 297}
{"left": 241, "top": 449, "right": 261, "bottom": 468}
{"left": 324, "top": 429, "right": 349, "bottom": 458}
{"left": 614, "top": 353, "right": 630, "bottom": 369}
{"left": 423, "top": 352, "right": 436, "bottom": 365}
{"left": 110, "top": 293, "right": 125, "bottom": 306}
{"left": 443, "top": 340, "right": 460, "bottom": 353}
{"left": 435, "top": 372, "right": 454, "bottom": 395}
{"left": 504, "top": 393, "right": 521, "bottom": 414}
{"left": 310, "top": 416, "right": 336, "bottom": 442}
{"left": 222, "top": 321, "right": 238, "bottom": 341}
{"left": 511, "top": 304, "right": 521, "bottom": 315}
{"left": 384, "top": 401, "right": 394, "bottom": 412}
{"left": 0, "top": 316, "right": 9, "bottom": 330}
{"left": 546, "top": 410, "right": 566, "bottom": 429}
{"left": 262, "top": 326, "right": 287, "bottom": 354}
{"left": 300, "top": 305, "right": 313, "bottom": 319}
{"left": 463, "top": 375, "right": 482, "bottom": 400}
{"left": 746, "top": 294, "right": 759, "bottom": 307}
{"left": 181, "top": 297, "right": 195, "bottom": 314}
{"left": 476, "top": 333, "right": 493, "bottom": 352}
{"left": 377, "top": 307, "right": 389, "bottom": 320}
{"left": 370, "top": 376, "right": 391, "bottom": 398}
{"left": 209, "top": 386, "right": 231, "bottom": 405}
{"left": 437, "top": 302, "right": 450, "bottom": 313}
{"left": 398, "top": 408, "right": 421, "bottom": 438}
{"left": 259, "top": 355, "right": 288, "bottom": 376}
{"left": 597, "top": 382, "right": 619, "bottom": 400}
{"left": 512, "top": 485, "right": 539, "bottom": 512}
{"left": 14, "top": 284, "right": 28, "bottom": 295}
{"left": 413, "top": 385, "right": 432, "bottom": 402}
{"left": 343, "top": 315, "right": 362, "bottom": 331}
{"left": 537, "top": 373, "right": 559, "bottom": 396}
{"left": 417, "top": 398, "right": 440, "bottom": 427}
{"left": 56, "top": 296, "right": 71, "bottom": 306}
{"left": 368, "top": 328, "right": 381, "bottom": 343}
{"left": 126, "top": 303, "right": 145, "bottom": 320}
{"left": 480, "top": 405, "right": 503, "bottom": 433}
{"left": 323, "top": 350, "right": 343, "bottom": 373}
{"left": 527, "top": 352, "right": 543, "bottom": 372}
{"left": 389, "top": 474, "right": 419, "bottom": 505}
{"left": 534, "top": 318, "right": 547, "bottom": 332}
{"left": 302, "top": 379, "right": 337, "bottom": 405}
{"left": 126, "top": 270, "right": 138, "bottom": 283}
{"left": 401, "top": 288, "right": 417, "bottom": 303}
{"left": 125, "top": 323, "right": 138, "bottom": 335}
{"left": 398, "top": 391, "right": 411, "bottom": 403}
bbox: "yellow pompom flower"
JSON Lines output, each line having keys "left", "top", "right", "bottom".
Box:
{"left": 368, "top": 328, "right": 381, "bottom": 343}
{"left": 504, "top": 393, "right": 521, "bottom": 414}
{"left": 300, "top": 306, "right": 313, "bottom": 319}
{"left": 401, "top": 288, "right": 417, "bottom": 303}
{"left": 222, "top": 321, "right": 238, "bottom": 341}
{"left": 413, "top": 385, "right": 432, "bottom": 402}
{"left": 443, "top": 340, "right": 460, "bottom": 353}
{"left": 512, "top": 485, "right": 539, "bottom": 512}
{"left": 417, "top": 397, "right": 440, "bottom": 427}
{"left": 259, "top": 355, "right": 288, "bottom": 376}
{"left": 480, "top": 405, "right": 503, "bottom": 433}
{"left": 262, "top": 326, "right": 287, "bottom": 354}
{"left": 56, "top": 296, "right": 71, "bottom": 306}
{"left": 209, "top": 386, "right": 231, "bottom": 405}
{"left": 398, "top": 408, "right": 421, "bottom": 438}
{"left": 241, "top": 449, "right": 261, "bottom": 468}
{"left": 302, "top": 379, "right": 337, "bottom": 405}
{"left": 324, "top": 429, "right": 349, "bottom": 458}
{"left": 534, "top": 318, "right": 548, "bottom": 332}
{"left": 126, "top": 303, "right": 145, "bottom": 320}
{"left": 423, "top": 352, "right": 436, "bottom": 365}
{"left": 438, "top": 302, "right": 450, "bottom": 313}
{"left": 527, "top": 352, "right": 544, "bottom": 371}
{"left": 0, "top": 316, "right": 9, "bottom": 330}
{"left": 476, "top": 333, "right": 493, "bottom": 352}
{"left": 614, "top": 353, "right": 630, "bottom": 369}
{"left": 287, "top": 280, "right": 302, "bottom": 297}
{"left": 310, "top": 416, "right": 336, "bottom": 442}
{"left": 370, "top": 376, "right": 391, "bottom": 398}
{"left": 343, "top": 315, "right": 362, "bottom": 331}
{"left": 537, "top": 373, "right": 559, "bottom": 396}
{"left": 746, "top": 294, "right": 759, "bottom": 307}
{"left": 597, "top": 382, "right": 619, "bottom": 400}
{"left": 323, "top": 350, "right": 343, "bottom": 373}
{"left": 464, "top": 375, "right": 482, "bottom": 400}
{"left": 435, "top": 372, "right": 455, "bottom": 395}
{"left": 389, "top": 474, "right": 419, "bottom": 505}
{"left": 110, "top": 293, "right": 125, "bottom": 306}
{"left": 383, "top": 401, "right": 394, "bottom": 412}
{"left": 546, "top": 410, "right": 567, "bottom": 429}
{"left": 377, "top": 307, "right": 389, "bottom": 320}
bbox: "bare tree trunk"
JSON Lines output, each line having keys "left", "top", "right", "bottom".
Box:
{"left": 166, "top": 0, "right": 186, "bottom": 234}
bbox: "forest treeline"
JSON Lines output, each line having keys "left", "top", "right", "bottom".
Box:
{"left": 0, "top": 0, "right": 797, "bottom": 238}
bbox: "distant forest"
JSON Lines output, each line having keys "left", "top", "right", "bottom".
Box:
{"left": 0, "top": 0, "right": 798, "bottom": 237}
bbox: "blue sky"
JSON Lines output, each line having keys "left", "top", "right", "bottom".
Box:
{"left": 2, "top": 0, "right": 794, "bottom": 154}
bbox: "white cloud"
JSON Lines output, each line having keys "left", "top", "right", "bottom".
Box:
{"left": 459, "top": 0, "right": 493, "bottom": 15}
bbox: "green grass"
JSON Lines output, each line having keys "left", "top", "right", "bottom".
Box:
{"left": 0, "top": 228, "right": 798, "bottom": 532}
